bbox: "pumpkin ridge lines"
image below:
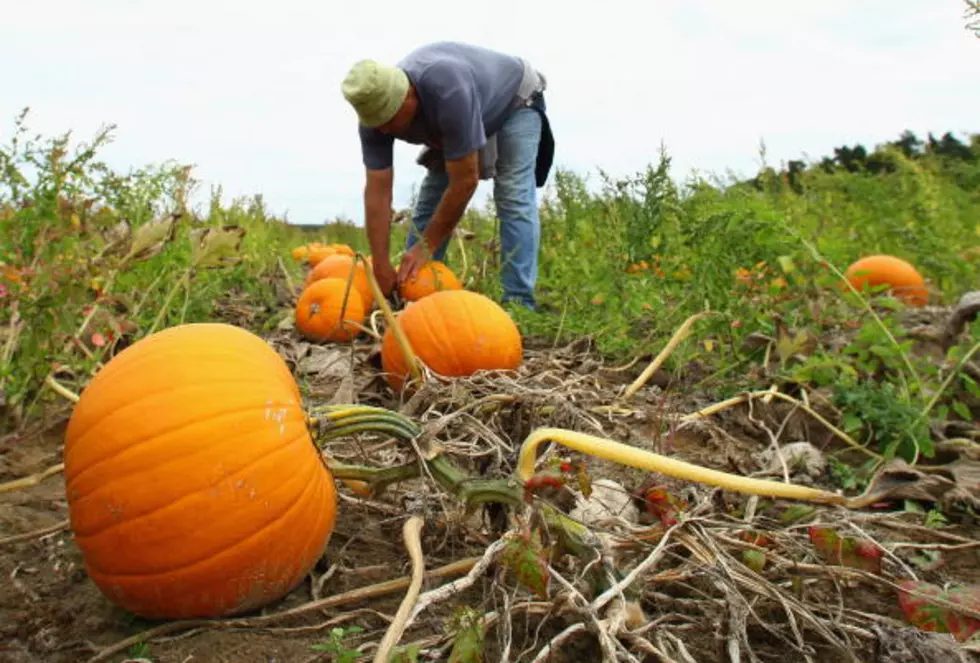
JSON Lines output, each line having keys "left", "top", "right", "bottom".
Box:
{"left": 421, "top": 299, "right": 455, "bottom": 375}
{"left": 87, "top": 342, "right": 282, "bottom": 397}
{"left": 74, "top": 428, "right": 312, "bottom": 552}
{"left": 66, "top": 397, "right": 306, "bottom": 489}
{"left": 67, "top": 376, "right": 295, "bottom": 448}
{"left": 71, "top": 426, "right": 310, "bottom": 541}
{"left": 79, "top": 446, "right": 322, "bottom": 578}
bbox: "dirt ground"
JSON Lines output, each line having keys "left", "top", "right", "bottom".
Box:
{"left": 2, "top": 320, "right": 980, "bottom": 663}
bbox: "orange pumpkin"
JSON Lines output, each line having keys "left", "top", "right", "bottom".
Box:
{"left": 843, "top": 255, "right": 928, "bottom": 307}
{"left": 296, "top": 277, "right": 366, "bottom": 342}
{"left": 381, "top": 290, "right": 523, "bottom": 391}
{"left": 306, "top": 243, "right": 355, "bottom": 267}
{"left": 63, "top": 322, "right": 337, "bottom": 620}
{"left": 398, "top": 260, "right": 462, "bottom": 302}
{"left": 305, "top": 254, "right": 374, "bottom": 310}
{"left": 291, "top": 245, "right": 310, "bottom": 262}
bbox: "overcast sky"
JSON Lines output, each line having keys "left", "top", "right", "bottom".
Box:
{"left": 2, "top": 1, "right": 977, "bottom": 225}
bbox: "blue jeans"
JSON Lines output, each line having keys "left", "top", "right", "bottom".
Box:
{"left": 405, "top": 107, "right": 542, "bottom": 310}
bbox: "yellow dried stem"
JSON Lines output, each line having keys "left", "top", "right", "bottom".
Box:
{"left": 357, "top": 252, "right": 424, "bottom": 385}
{"left": 680, "top": 389, "right": 883, "bottom": 461}
{"left": 516, "top": 427, "right": 847, "bottom": 506}
{"left": 0, "top": 462, "right": 65, "bottom": 494}
{"left": 622, "top": 311, "right": 713, "bottom": 400}
{"left": 373, "top": 516, "right": 426, "bottom": 663}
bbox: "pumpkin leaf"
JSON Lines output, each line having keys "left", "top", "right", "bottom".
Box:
{"left": 190, "top": 225, "right": 247, "bottom": 269}
{"left": 500, "top": 530, "right": 549, "bottom": 599}
{"left": 896, "top": 580, "right": 980, "bottom": 642}
{"left": 742, "top": 549, "right": 767, "bottom": 573}
{"left": 641, "top": 486, "right": 686, "bottom": 527}
{"left": 808, "top": 525, "right": 883, "bottom": 574}
{"left": 447, "top": 608, "right": 485, "bottom": 663}
{"left": 125, "top": 212, "right": 180, "bottom": 263}
{"left": 522, "top": 471, "right": 567, "bottom": 503}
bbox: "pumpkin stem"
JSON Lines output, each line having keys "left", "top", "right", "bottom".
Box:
{"left": 356, "top": 252, "right": 424, "bottom": 385}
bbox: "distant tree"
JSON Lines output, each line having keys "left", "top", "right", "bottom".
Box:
{"left": 890, "top": 130, "right": 923, "bottom": 158}
{"left": 966, "top": 0, "right": 980, "bottom": 37}
{"left": 925, "top": 132, "right": 975, "bottom": 161}
{"left": 833, "top": 145, "right": 868, "bottom": 173}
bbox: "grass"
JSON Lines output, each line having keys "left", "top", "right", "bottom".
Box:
{"left": 1, "top": 107, "right": 979, "bottom": 474}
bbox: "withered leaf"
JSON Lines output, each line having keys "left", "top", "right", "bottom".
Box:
{"left": 100, "top": 218, "right": 132, "bottom": 257}
{"left": 849, "top": 458, "right": 980, "bottom": 511}
{"left": 125, "top": 212, "right": 180, "bottom": 262}
{"left": 190, "top": 225, "right": 247, "bottom": 269}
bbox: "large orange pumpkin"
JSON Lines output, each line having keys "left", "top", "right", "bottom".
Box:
{"left": 381, "top": 290, "right": 523, "bottom": 391}
{"left": 398, "top": 260, "right": 462, "bottom": 302}
{"left": 305, "top": 254, "right": 374, "bottom": 311}
{"left": 63, "top": 323, "right": 337, "bottom": 620}
{"left": 296, "top": 277, "right": 366, "bottom": 342}
{"left": 843, "top": 254, "right": 928, "bottom": 307}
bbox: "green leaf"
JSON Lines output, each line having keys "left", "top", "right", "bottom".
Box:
{"left": 952, "top": 400, "right": 972, "bottom": 421}
{"left": 777, "top": 255, "right": 796, "bottom": 274}
{"left": 780, "top": 504, "right": 817, "bottom": 524}
{"left": 742, "top": 549, "right": 767, "bottom": 573}
{"left": 447, "top": 608, "right": 486, "bottom": 663}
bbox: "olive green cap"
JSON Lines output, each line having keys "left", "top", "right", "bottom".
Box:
{"left": 341, "top": 59, "right": 410, "bottom": 128}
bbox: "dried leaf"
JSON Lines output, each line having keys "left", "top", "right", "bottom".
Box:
{"left": 573, "top": 460, "right": 592, "bottom": 499}
{"left": 500, "top": 530, "right": 549, "bottom": 599}
{"left": 775, "top": 326, "right": 814, "bottom": 365}
{"left": 100, "top": 218, "right": 132, "bottom": 256}
{"left": 897, "top": 580, "right": 980, "bottom": 642}
{"left": 296, "top": 347, "right": 352, "bottom": 378}
{"left": 851, "top": 458, "right": 980, "bottom": 511}
{"left": 126, "top": 213, "right": 180, "bottom": 262}
{"left": 808, "top": 525, "right": 883, "bottom": 574}
{"left": 190, "top": 225, "right": 247, "bottom": 269}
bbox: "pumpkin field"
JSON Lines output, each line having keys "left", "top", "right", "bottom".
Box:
{"left": 2, "top": 111, "right": 980, "bottom": 663}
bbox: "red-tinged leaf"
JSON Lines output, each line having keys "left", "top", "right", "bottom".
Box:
{"left": 642, "top": 486, "right": 687, "bottom": 527}
{"left": 522, "top": 472, "right": 566, "bottom": 503}
{"left": 897, "top": 580, "right": 980, "bottom": 642}
{"left": 808, "top": 526, "right": 883, "bottom": 574}
{"left": 500, "top": 531, "right": 549, "bottom": 599}
{"left": 90, "top": 333, "right": 106, "bottom": 347}
{"left": 740, "top": 531, "right": 774, "bottom": 548}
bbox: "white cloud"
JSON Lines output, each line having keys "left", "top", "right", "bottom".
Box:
{"left": 1, "top": 1, "right": 977, "bottom": 225}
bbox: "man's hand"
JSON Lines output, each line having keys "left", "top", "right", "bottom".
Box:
{"left": 373, "top": 258, "right": 398, "bottom": 297}
{"left": 397, "top": 241, "right": 431, "bottom": 284}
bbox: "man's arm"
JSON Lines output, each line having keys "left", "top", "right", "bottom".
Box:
{"left": 364, "top": 167, "right": 393, "bottom": 261}
{"left": 419, "top": 151, "right": 479, "bottom": 254}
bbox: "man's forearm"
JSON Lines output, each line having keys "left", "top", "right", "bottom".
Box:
{"left": 422, "top": 178, "right": 477, "bottom": 254}
{"left": 365, "top": 180, "right": 392, "bottom": 264}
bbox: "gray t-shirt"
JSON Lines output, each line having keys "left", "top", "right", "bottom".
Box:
{"left": 358, "top": 42, "right": 525, "bottom": 169}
